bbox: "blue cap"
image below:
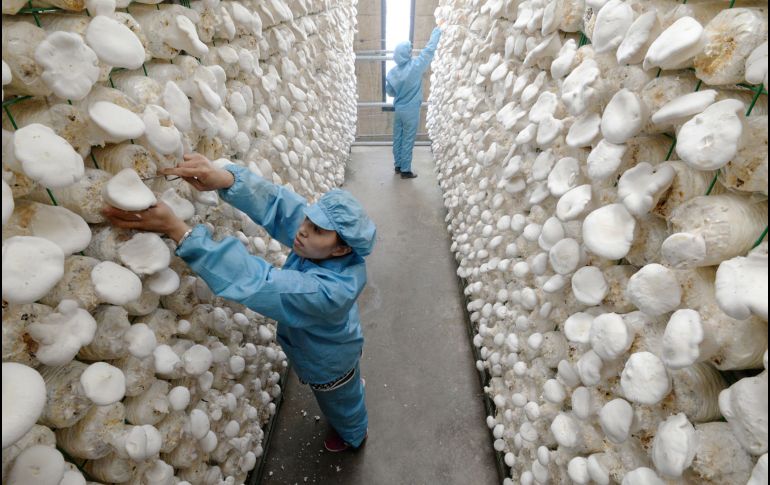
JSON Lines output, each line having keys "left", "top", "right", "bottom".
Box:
{"left": 303, "top": 189, "right": 377, "bottom": 257}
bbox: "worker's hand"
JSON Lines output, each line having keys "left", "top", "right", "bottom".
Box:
{"left": 159, "top": 153, "right": 235, "bottom": 192}
{"left": 437, "top": 17, "right": 446, "bottom": 28}
{"left": 102, "top": 201, "right": 191, "bottom": 243}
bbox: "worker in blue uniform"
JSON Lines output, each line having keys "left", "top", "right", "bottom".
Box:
{"left": 103, "top": 152, "right": 376, "bottom": 453}
{"left": 386, "top": 24, "right": 443, "bottom": 179}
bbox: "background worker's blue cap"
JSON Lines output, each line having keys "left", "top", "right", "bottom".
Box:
{"left": 304, "top": 189, "right": 377, "bottom": 257}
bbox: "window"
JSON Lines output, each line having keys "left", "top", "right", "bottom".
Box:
{"left": 383, "top": 0, "right": 414, "bottom": 106}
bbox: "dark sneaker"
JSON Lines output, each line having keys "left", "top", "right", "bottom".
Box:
{"left": 395, "top": 167, "right": 401, "bottom": 174}
{"left": 400, "top": 171, "right": 418, "bottom": 179}
{"left": 324, "top": 428, "right": 368, "bottom": 452}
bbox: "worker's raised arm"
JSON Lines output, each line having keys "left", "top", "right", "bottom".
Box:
{"left": 176, "top": 227, "right": 362, "bottom": 326}
{"left": 217, "top": 163, "right": 307, "bottom": 248}
{"left": 412, "top": 27, "right": 442, "bottom": 72}
{"left": 160, "top": 153, "right": 307, "bottom": 247}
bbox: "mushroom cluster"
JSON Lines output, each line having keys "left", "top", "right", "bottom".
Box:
{"left": 2, "top": 0, "right": 357, "bottom": 483}
{"left": 429, "top": 0, "right": 767, "bottom": 483}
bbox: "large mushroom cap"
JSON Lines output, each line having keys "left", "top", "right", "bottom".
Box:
{"left": 651, "top": 413, "right": 697, "bottom": 477}
{"left": 651, "top": 90, "right": 718, "bottom": 125}
{"left": 2, "top": 363, "right": 47, "bottom": 448}
{"left": 661, "top": 309, "right": 704, "bottom": 369}
{"left": 601, "top": 89, "right": 647, "bottom": 144}
{"left": 91, "top": 260, "right": 142, "bottom": 305}
{"left": 13, "top": 124, "right": 84, "bottom": 188}
{"left": 34, "top": 31, "right": 100, "bottom": 101}
{"left": 676, "top": 98, "right": 746, "bottom": 171}
{"left": 80, "top": 361, "right": 126, "bottom": 405}
{"left": 27, "top": 299, "right": 97, "bottom": 366}
{"left": 2, "top": 236, "right": 65, "bottom": 304}
{"left": 621, "top": 352, "right": 671, "bottom": 404}
{"left": 102, "top": 168, "right": 157, "bottom": 211}
{"left": 85, "top": 15, "right": 146, "bottom": 69}
{"left": 598, "top": 398, "right": 634, "bottom": 444}
{"left": 715, "top": 244, "right": 768, "bottom": 321}
{"left": 7, "top": 445, "right": 65, "bottom": 485}
{"left": 626, "top": 263, "right": 682, "bottom": 316}
{"left": 24, "top": 202, "right": 92, "bottom": 255}
{"left": 117, "top": 232, "right": 171, "bottom": 275}
{"left": 643, "top": 16, "right": 704, "bottom": 71}
{"left": 88, "top": 101, "right": 146, "bottom": 143}
{"left": 582, "top": 204, "right": 636, "bottom": 260}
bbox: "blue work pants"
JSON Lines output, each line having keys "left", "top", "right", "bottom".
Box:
{"left": 311, "top": 363, "right": 368, "bottom": 447}
{"left": 392, "top": 108, "right": 420, "bottom": 173}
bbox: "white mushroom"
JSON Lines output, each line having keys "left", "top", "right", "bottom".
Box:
{"left": 617, "top": 162, "right": 675, "bottom": 216}
{"left": 590, "top": 313, "right": 632, "bottom": 360}
{"left": 565, "top": 312, "right": 594, "bottom": 344}
{"left": 34, "top": 32, "right": 100, "bottom": 101}
{"left": 91, "top": 260, "right": 143, "bottom": 305}
{"left": 745, "top": 41, "right": 768, "bottom": 89}
{"left": 571, "top": 266, "right": 608, "bottom": 305}
{"left": 715, "top": 244, "right": 768, "bottom": 321}
{"left": 620, "top": 352, "right": 671, "bottom": 404}
{"left": 102, "top": 168, "right": 157, "bottom": 211}
{"left": 7, "top": 445, "right": 65, "bottom": 485}
{"left": 13, "top": 124, "right": 84, "bottom": 188}
{"left": 146, "top": 267, "right": 181, "bottom": 296}
{"left": 2, "top": 236, "right": 65, "bottom": 304}
{"left": 591, "top": 0, "right": 634, "bottom": 54}
{"left": 561, "top": 59, "right": 601, "bottom": 116}
{"left": 586, "top": 139, "right": 626, "bottom": 181}
{"left": 661, "top": 309, "right": 705, "bottom": 369}
{"left": 2, "top": 363, "right": 47, "bottom": 449}
{"left": 582, "top": 204, "right": 636, "bottom": 259}
{"left": 651, "top": 89, "right": 718, "bottom": 125}
{"left": 27, "top": 299, "right": 97, "bottom": 366}
{"left": 621, "top": 467, "right": 665, "bottom": 485}
{"left": 600, "top": 89, "right": 647, "bottom": 144}
{"left": 549, "top": 238, "right": 581, "bottom": 274}
{"left": 643, "top": 16, "right": 704, "bottom": 71}
{"left": 118, "top": 233, "right": 171, "bottom": 275}
{"left": 7, "top": 201, "right": 92, "bottom": 256}
{"left": 617, "top": 11, "right": 660, "bottom": 65}
{"left": 626, "top": 264, "right": 682, "bottom": 316}
{"left": 123, "top": 323, "right": 157, "bottom": 359}
{"left": 651, "top": 413, "right": 697, "bottom": 478}
{"left": 2, "top": 178, "right": 14, "bottom": 225}
{"left": 88, "top": 101, "right": 146, "bottom": 144}
{"left": 556, "top": 185, "right": 592, "bottom": 221}
{"left": 159, "top": 188, "right": 195, "bottom": 220}
{"left": 142, "top": 104, "right": 182, "bottom": 155}
{"left": 80, "top": 362, "right": 126, "bottom": 405}
{"left": 162, "top": 81, "right": 192, "bottom": 133}
{"left": 85, "top": 15, "right": 145, "bottom": 69}
{"left": 675, "top": 99, "right": 746, "bottom": 171}
{"left": 598, "top": 398, "right": 633, "bottom": 444}
{"left": 719, "top": 370, "right": 768, "bottom": 455}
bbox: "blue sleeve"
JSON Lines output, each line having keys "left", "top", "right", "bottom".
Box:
{"left": 176, "top": 225, "right": 361, "bottom": 327}
{"left": 413, "top": 27, "right": 442, "bottom": 72}
{"left": 217, "top": 164, "right": 307, "bottom": 248}
{"left": 386, "top": 78, "right": 396, "bottom": 97}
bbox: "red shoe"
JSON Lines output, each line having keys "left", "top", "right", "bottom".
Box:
{"left": 324, "top": 428, "right": 368, "bottom": 453}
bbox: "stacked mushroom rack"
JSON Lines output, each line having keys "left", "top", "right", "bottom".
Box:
{"left": 429, "top": 0, "right": 767, "bottom": 483}
{"left": 1, "top": 0, "right": 357, "bottom": 483}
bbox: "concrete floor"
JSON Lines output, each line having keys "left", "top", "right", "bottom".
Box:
{"left": 258, "top": 147, "right": 498, "bottom": 485}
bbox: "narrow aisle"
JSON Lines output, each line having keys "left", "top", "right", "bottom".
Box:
{"left": 262, "top": 147, "right": 499, "bottom": 485}
{"left": 260, "top": 147, "right": 498, "bottom": 485}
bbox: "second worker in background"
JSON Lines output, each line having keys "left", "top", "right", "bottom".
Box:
{"left": 386, "top": 24, "right": 443, "bottom": 179}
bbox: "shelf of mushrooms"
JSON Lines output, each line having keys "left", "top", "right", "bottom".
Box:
{"left": 2, "top": 0, "right": 358, "bottom": 483}
{"left": 429, "top": 0, "right": 767, "bottom": 483}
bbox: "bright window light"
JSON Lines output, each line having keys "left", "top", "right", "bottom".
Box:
{"left": 385, "top": 0, "right": 412, "bottom": 104}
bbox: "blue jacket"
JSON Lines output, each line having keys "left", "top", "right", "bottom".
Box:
{"left": 176, "top": 164, "right": 367, "bottom": 385}
{"left": 386, "top": 27, "right": 442, "bottom": 111}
